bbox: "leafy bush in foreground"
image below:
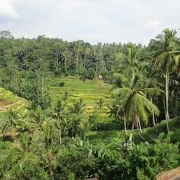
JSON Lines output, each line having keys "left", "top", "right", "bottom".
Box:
{"left": 94, "top": 133, "right": 179, "bottom": 180}
{"left": 0, "top": 113, "right": 179, "bottom": 180}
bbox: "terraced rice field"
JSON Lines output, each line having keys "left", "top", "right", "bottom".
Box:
{"left": 49, "top": 76, "right": 112, "bottom": 115}
{"left": 0, "top": 87, "right": 28, "bottom": 115}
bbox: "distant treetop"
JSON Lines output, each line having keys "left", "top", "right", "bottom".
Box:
{"left": 0, "top": 31, "right": 14, "bottom": 39}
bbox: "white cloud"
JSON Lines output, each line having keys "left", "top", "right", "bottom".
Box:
{"left": 0, "top": 0, "right": 18, "bottom": 18}
{"left": 0, "top": 0, "right": 180, "bottom": 44}
{"left": 146, "top": 21, "right": 160, "bottom": 29}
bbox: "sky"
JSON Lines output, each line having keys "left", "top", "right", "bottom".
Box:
{"left": 0, "top": 0, "right": 179, "bottom": 44}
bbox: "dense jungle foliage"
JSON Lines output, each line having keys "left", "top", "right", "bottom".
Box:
{"left": 0, "top": 29, "right": 179, "bottom": 179}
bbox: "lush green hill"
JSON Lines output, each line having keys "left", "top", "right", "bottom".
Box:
{"left": 1, "top": 76, "right": 111, "bottom": 116}
{"left": 0, "top": 87, "right": 28, "bottom": 117}
{"left": 51, "top": 77, "right": 178, "bottom": 143}
{"left": 49, "top": 76, "right": 112, "bottom": 120}
{"left": 0, "top": 78, "right": 179, "bottom": 144}
{"left": 50, "top": 76, "right": 111, "bottom": 106}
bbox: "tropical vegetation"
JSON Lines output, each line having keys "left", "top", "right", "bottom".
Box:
{"left": 0, "top": 29, "right": 179, "bottom": 179}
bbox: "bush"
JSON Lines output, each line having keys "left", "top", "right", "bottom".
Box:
{"left": 58, "top": 81, "right": 65, "bottom": 87}
{"left": 95, "top": 133, "right": 180, "bottom": 180}
{"left": 57, "top": 138, "right": 96, "bottom": 179}
{"left": 54, "top": 133, "right": 180, "bottom": 180}
{"left": 52, "top": 81, "right": 65, "bottom": 87}
{"left": 91, "top": 122, "right": 123, "bottom": 131}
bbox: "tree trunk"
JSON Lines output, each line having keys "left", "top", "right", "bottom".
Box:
{"left": 123, "top": 112, "right": 127, "bottom": 135}
{"left": 137, "top": 118, "right": 142, "bottom": 133}
{"left": 151, "top": 97, "right": 156, "bottom": 126}
{"left": 37, "top": 73, "right": 40, "bottom": 107}
{"left": 137, "top": 117, "right": 145, "bottom": 139}
{"left": 56, "top": 51, "right": 59, "bottom": 73}
{"left": 41, "top": 75, "right": 45, "bottom": 109}
{"left": 94, "top": 48, "right": 99, "bottom": 76}
{"left": 76, "top": 48, "right": 79, "bottom": 75}
{"left": 165, "top": 71, "right": 170, "bottom": 131}
{"left": 64, "top": 55, "right": 67, "bottom": 73}
{"left": 84, "top": 51, "right": 87, "bottom": 69}
{"left": 134, "top": 109, "right": 141, "bottom": 132}
{"left": 129, "top": 122, "right": 134, "bottom": 141}
{"left": 59, "top": 129, "right": 62, "bottom": 144}
{"left": 47, "top": 149, "right": 54, "bottom": 180}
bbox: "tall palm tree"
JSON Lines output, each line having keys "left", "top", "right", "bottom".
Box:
{"left": 120, "top": 43, "right": 139, "bottom": 82}
{"left": 142, "top": 64, "right": 164, "bottom": 126}
{"left": 154, "top": 29, "right": 180, "bottom": 131}
{"left": 113, "top": 73, "right": 160, "bottom": 137}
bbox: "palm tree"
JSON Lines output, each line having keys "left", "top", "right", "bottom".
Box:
{"left": 142, "top": 64, "right": 164, "bottom": 126}
{"left": 96, "top": 98, "right": 105, "bottom": 112}
{"left": 113, "top": 73, "right": 160, "bottom": 137}
{"left": 1, "top": 109, "right": 19, "bottom": 140}
{"left": 70, "top": 99, "right": 85, "bottom": 115}
{"left": 154, "top": 29, "right": 180, "bottom": 131}
{"left": 41, "top": 118, "right": 57, "bottom": 180}
{"left": 0, "top": 132, "right": 40, "bottom": 179}
{"left": 120, "top": 43, "right": 139, "bottom": 82}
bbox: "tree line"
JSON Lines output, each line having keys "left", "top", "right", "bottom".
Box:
{"left": 0, "top": 29, "right": 179, "bottom": 129}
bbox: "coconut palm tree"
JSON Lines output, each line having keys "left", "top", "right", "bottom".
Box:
{"left": 96, "top": 98, "right": 105, "bottom": 112}
{"left": 142, "top": 64, "right": 164, "bottom": 126}
{"left": 70, "top": 99, "right": 85, "bottom": 115}
{"left": 113, "top": 73, "right": 160, "bottom": 137}
{"left": 120, "top": 43, "right": 139, "bottom": 82}
{"left": 0, "top": 132, "right": 41, "bottom": 179}
{"left": 1, "top": 109, "right": 20, "bottom": 139}
{"left": 153, "top": 29, "right": 180, "bottom": 131}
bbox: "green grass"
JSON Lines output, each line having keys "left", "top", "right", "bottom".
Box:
{"left": 137, "top": 117, "right": 180, "bottom": 143}
{"left": 0, "top": 87, "right": 29, "bottom": 135}
{"left": 49, "top": 76, "right": 112, "bottom": 115}
{"left": 0, "top": 87, "right": 28, "bottom": 117}
{"left": 86, "top": 118, "right": 180, "bottom": 143}
{"left": 86, "top": 130, "right": 127, "bottom": 142}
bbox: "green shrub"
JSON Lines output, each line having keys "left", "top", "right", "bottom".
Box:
{"left": 95, "top": 133, "right": 180, "bottom": 180}
{"left": 59, "top": 82, "right": 65, "bottom": 87}
{"left": 57, "top": 138, "right": 96, "bottom": 179}
{"left": 91, "top": 122, "right": 123, "bottom": 131}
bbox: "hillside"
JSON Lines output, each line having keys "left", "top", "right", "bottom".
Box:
{"left": 50, "top": 76, "right": 111, "bottom": 107}
{"left": 49, "top": 76, "right": 112, "bottom": 124}
{"left": 48, "top": 77, "right": 180, "bottom": 143}
{"left": 0, "top": 87, "right": 28, "bottom": 117}
{"left": 87, "top": 118, "right": 180, "bottom": 143}
{"left": 1, "top": 79, "right": 179, "bottom": 143}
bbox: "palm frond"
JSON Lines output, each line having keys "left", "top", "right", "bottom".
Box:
{"left": 113, "top": 73, "right": 130, "bottom": 87}
{"left": 113, "top": 87, "right": 133, "bottom": 96}
{"left": 144, "top": 88, "right": 164, "bottom": 96}
{"left": 138, "top": 94, "right": 160, "bottom": 116}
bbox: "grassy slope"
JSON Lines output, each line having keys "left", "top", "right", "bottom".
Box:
{"left": 51, "top": 77, "right": 178, "bottom": 143}
{"left": 138, "top": 117, "right": 180, "bottom": 143}
{"left": 49, "top": 76, "right": 112, "bottom": 120}
{"left": 0, "top": 77, "right": 179, "bottom": 144}
{"left": 0, "top": 87, "right": 28, "bottom": 118}
{"left": 87, "top": 118, "right": 180, "bottom": 143}
{"left": 0, "top": 87, "right": 29, "bottom": 138}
